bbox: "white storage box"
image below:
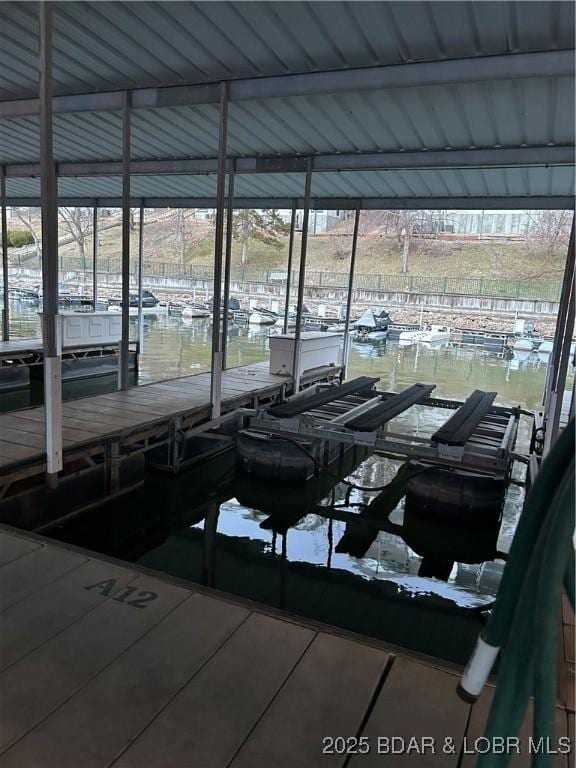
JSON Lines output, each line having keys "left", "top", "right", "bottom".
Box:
{"left": 40, "top": 312, "right": 122, "bottom": 348}
{"left": 269, "top": 332, "right": 341, "bottom": 376}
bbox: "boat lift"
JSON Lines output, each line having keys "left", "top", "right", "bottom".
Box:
{"left": 241, "top": 376, "right": 521, "bottom": 477}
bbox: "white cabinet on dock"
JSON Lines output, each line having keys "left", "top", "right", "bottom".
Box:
{"left": 40, "top": 312, "right": 122, "bottom": 348}
{"left": 269, "top": 332, "right": 341, "bottom": 376}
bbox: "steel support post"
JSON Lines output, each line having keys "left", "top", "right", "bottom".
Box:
{"left": 209, "top": 82, "right": 229, "bottom": 418}
{"left": 283, "top": 205, "right": 297, "bottom": 334}
{"left": 39, "top": 1, "right": 62, "bottom": 478}
{"left": 1, "top": 168, "right": 9, "bottom": 341}
{"left": 221, "top": 169, "right": 235, "bottom": 370}
{"left": 544, "top": 217, "right": 575, "bottom": 452}
{"left": 137, "top": 202, "right": 145, "bottom": 354}
{"left": 92, "top": 205, "right": 98, "bottom": 308}
{"left": 341, "top": 205, "right": 361, "bottom": 379}
{"left": 119, "top": 91, "right": 131, "bottom": 390}
{"left": 292, "top": 159, "right": 312, "bottom": 391}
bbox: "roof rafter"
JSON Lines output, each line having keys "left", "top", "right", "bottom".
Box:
{"left": 4, "top": 146, "right": 574, "bottom": 178}
{"left": 5, "top": 196, "right": 573, "bottom": 210}
{"left": 0, "top": 49, "right": 573, "bottom": 118}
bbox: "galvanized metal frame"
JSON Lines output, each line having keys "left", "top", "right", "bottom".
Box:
{"left": 292, "top": 158, "right": 313, "bottom": 391}
{"left": 543, "top": 216, "right": 575, "bottom": 451}
{"left": 119, "top": 90, "right": 131, "bottom": 391}
{"left": 341, "top": 205, "right": 361, "bottom": 379}
{"left": 221, "top": 168, "right": 235, "bottom": 370}
{"left": 4, "top": 146, "right": 573, "bottom": 179}
{"left": 283, "top": 205, "right": 297, "bottom": 334}
{"left": 39, "top": 0, "right": 62, "bottom": 477}
{"left": 209, "top": 82, "right": 229, "bottom": 418}
{"left": 1, "top": 166, "right": 8, "bottom": 341}
{"left": 1, "top": 49, "right": 572, "bottom": 118}
{"left": 247, "top": 407, "right": 517, "bottom": 475}
{"left": 92, "top": 205, "right": 98, "bottom": 309}
{"left": 137, "top": 201, "right": 145, "bottom": 354}
{"left": 6, "top": 195, "right": 573, "bottom": 211}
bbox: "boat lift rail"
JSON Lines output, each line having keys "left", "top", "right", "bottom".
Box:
{"left": 240, "top": 382, "right": 521, "bottom": 476}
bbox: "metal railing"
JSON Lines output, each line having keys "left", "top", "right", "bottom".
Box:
{"left": 8, "top": 255, "right": 562, "bottom": 302}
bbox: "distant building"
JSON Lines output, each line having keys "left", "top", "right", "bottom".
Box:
{"left": 279, "top": 209, "right": 347, "bottom": 234}
{"left": 449, "top": 210, "right": 532, "bottom": 236}
{"left": 413, "top": 210, "right": 531, "bottom": 237}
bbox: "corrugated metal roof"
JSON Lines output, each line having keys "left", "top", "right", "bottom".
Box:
{"left": 1, "top": 75, "right": 574, "bottom": 165}
{"left": 5, "top": 166, "right": 573, "bottom": 205}
{"left": 0, "top": 1, "right": 573, "bottom": 208}
{"left": 1, "top": 1, "right": 573, "bottom": 100}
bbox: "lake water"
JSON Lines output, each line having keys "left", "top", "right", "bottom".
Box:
{"left": 9, "top": 304, "right": 562, "bottom": 662}
{"left": 9, "top": 303, "right": 556, "bottom": 410}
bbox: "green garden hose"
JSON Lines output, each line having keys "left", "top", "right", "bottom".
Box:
{"left": 458, "top": 419, "right": 575, "bottom": 768}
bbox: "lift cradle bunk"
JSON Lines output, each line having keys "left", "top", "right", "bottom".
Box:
{"left": 237, "top": 376, "right": 520, "bottom": 523}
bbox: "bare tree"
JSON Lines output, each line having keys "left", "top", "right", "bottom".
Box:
{"left": 387, "top": 211, "right": 419, "bottom": 274}
{"left": 528, "top": 210, "right": 572, "bottom": 256}
{"left": 60, "top": 207, "right": 93, "bottom": 270}
{"left": 333, "top": 237, "right": 350, "bottom": 260}
{"left": 10, "top": 207, "right": 41, "bottom": 253}
{"left": 232, "top": 209, "right": 288, "bottom": 267}
{"left": 176, "top": 209, "right": 186, "bottom": 274}
{"left": 384, "top": 210, "right": 443, "bottom": 273}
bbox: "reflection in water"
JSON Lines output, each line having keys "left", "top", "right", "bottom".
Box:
{"left": 7, "top": 303, "right": 564, "bottom": 410}
{"left": 50, "top": 401, "right": 523, "bottom": 664}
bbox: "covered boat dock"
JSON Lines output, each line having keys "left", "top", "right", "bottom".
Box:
{"left": 0, "top": 2, "right": 574, "bottom": 766}
{"left": 0, "top": 1, "right": 574, "bottom": 482}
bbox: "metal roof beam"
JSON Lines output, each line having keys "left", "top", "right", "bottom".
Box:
{"left": 5, "top": 196, "right": 573, "bottom": 210}
{"left": 0, "top": 49, "right": 573, "bottom": 118}
{"left": 5, "top": 146, "right": 574, "bottom": 178}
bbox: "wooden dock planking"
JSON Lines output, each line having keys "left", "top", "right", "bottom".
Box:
{"left": 0, "top": 528, "right": 573, "bottom": 768}
{"left": 2, "top": 594, "right": 250, "bottom": 768}
{"left": 0, "top": 362, "right": 308, "bottom": 476}
{"left": 348, "top": 657, "right": 469, "bottom": 767}
{"left": 0, "top": 573, "right": 190, "bottom": 752}
{"left": 229, "top": 633, "right": 389, "bottom": 768}
{"left": 0, "top": 440, "right": 42, "bottom": 461}
{"left": 0, "top": 338, "right": 43, "bottom": 358}
{"left": 0, "top": 558, "right": 140, "bottom": 671}
{"left": 0, "top": 411, "right": 99, "bottom": 444}
{"left": 0, "top": 425, "right": 48, "bottom": 450}
{"left": 0, "top": 531, "right": 41, "bottom": 566}
{"left": 0, "top": 545, "right": 87, "bottom": 612}
{"left": 113, "top": 613, "right": 314, "bottom": 768}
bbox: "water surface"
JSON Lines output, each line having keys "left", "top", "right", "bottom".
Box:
{"left": 8, "top": 304, "right": 558, "bottom": 410}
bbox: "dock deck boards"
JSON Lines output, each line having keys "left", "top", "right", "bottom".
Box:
{"left": 0, "top": 338, "right": 44, "bottom": 358}
{"left": 0, "top": 528, "right": 571, "bottom": 768}
{"left": 0, "top": 362, "right": 336, "bottom": 475}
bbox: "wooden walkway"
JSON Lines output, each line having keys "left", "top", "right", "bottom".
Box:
{"left": 0, "top": 362, "right": 337, "bottom": 478}
{"left": 0, "top": 527, "right": 572, "bottom": 768}
{"left": 0, "top": 338, "right": 44, "bottom": 358}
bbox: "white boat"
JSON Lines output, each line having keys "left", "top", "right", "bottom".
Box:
{"left": 326, "top": 322, "right": 347, "bottom": 334}
{"left": 419, "top": 325, "right": 451, "bottom": 343}
{"left": 537, "top": 340, "right": 576, "bottom": 356}
{"left": 107, "top": 304, "right": 168, "bottom": 316}
{"left": 182, "top": 303, "right": 211, "bottom": 319}
{"left": 513, "top": 337, "right": 534, "bottom": 352}
{"left": 399, "top": 325, "right": 451, "bottom": 345}
{"left": 249, "top": 308, "right": 278, "bottom": 325}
